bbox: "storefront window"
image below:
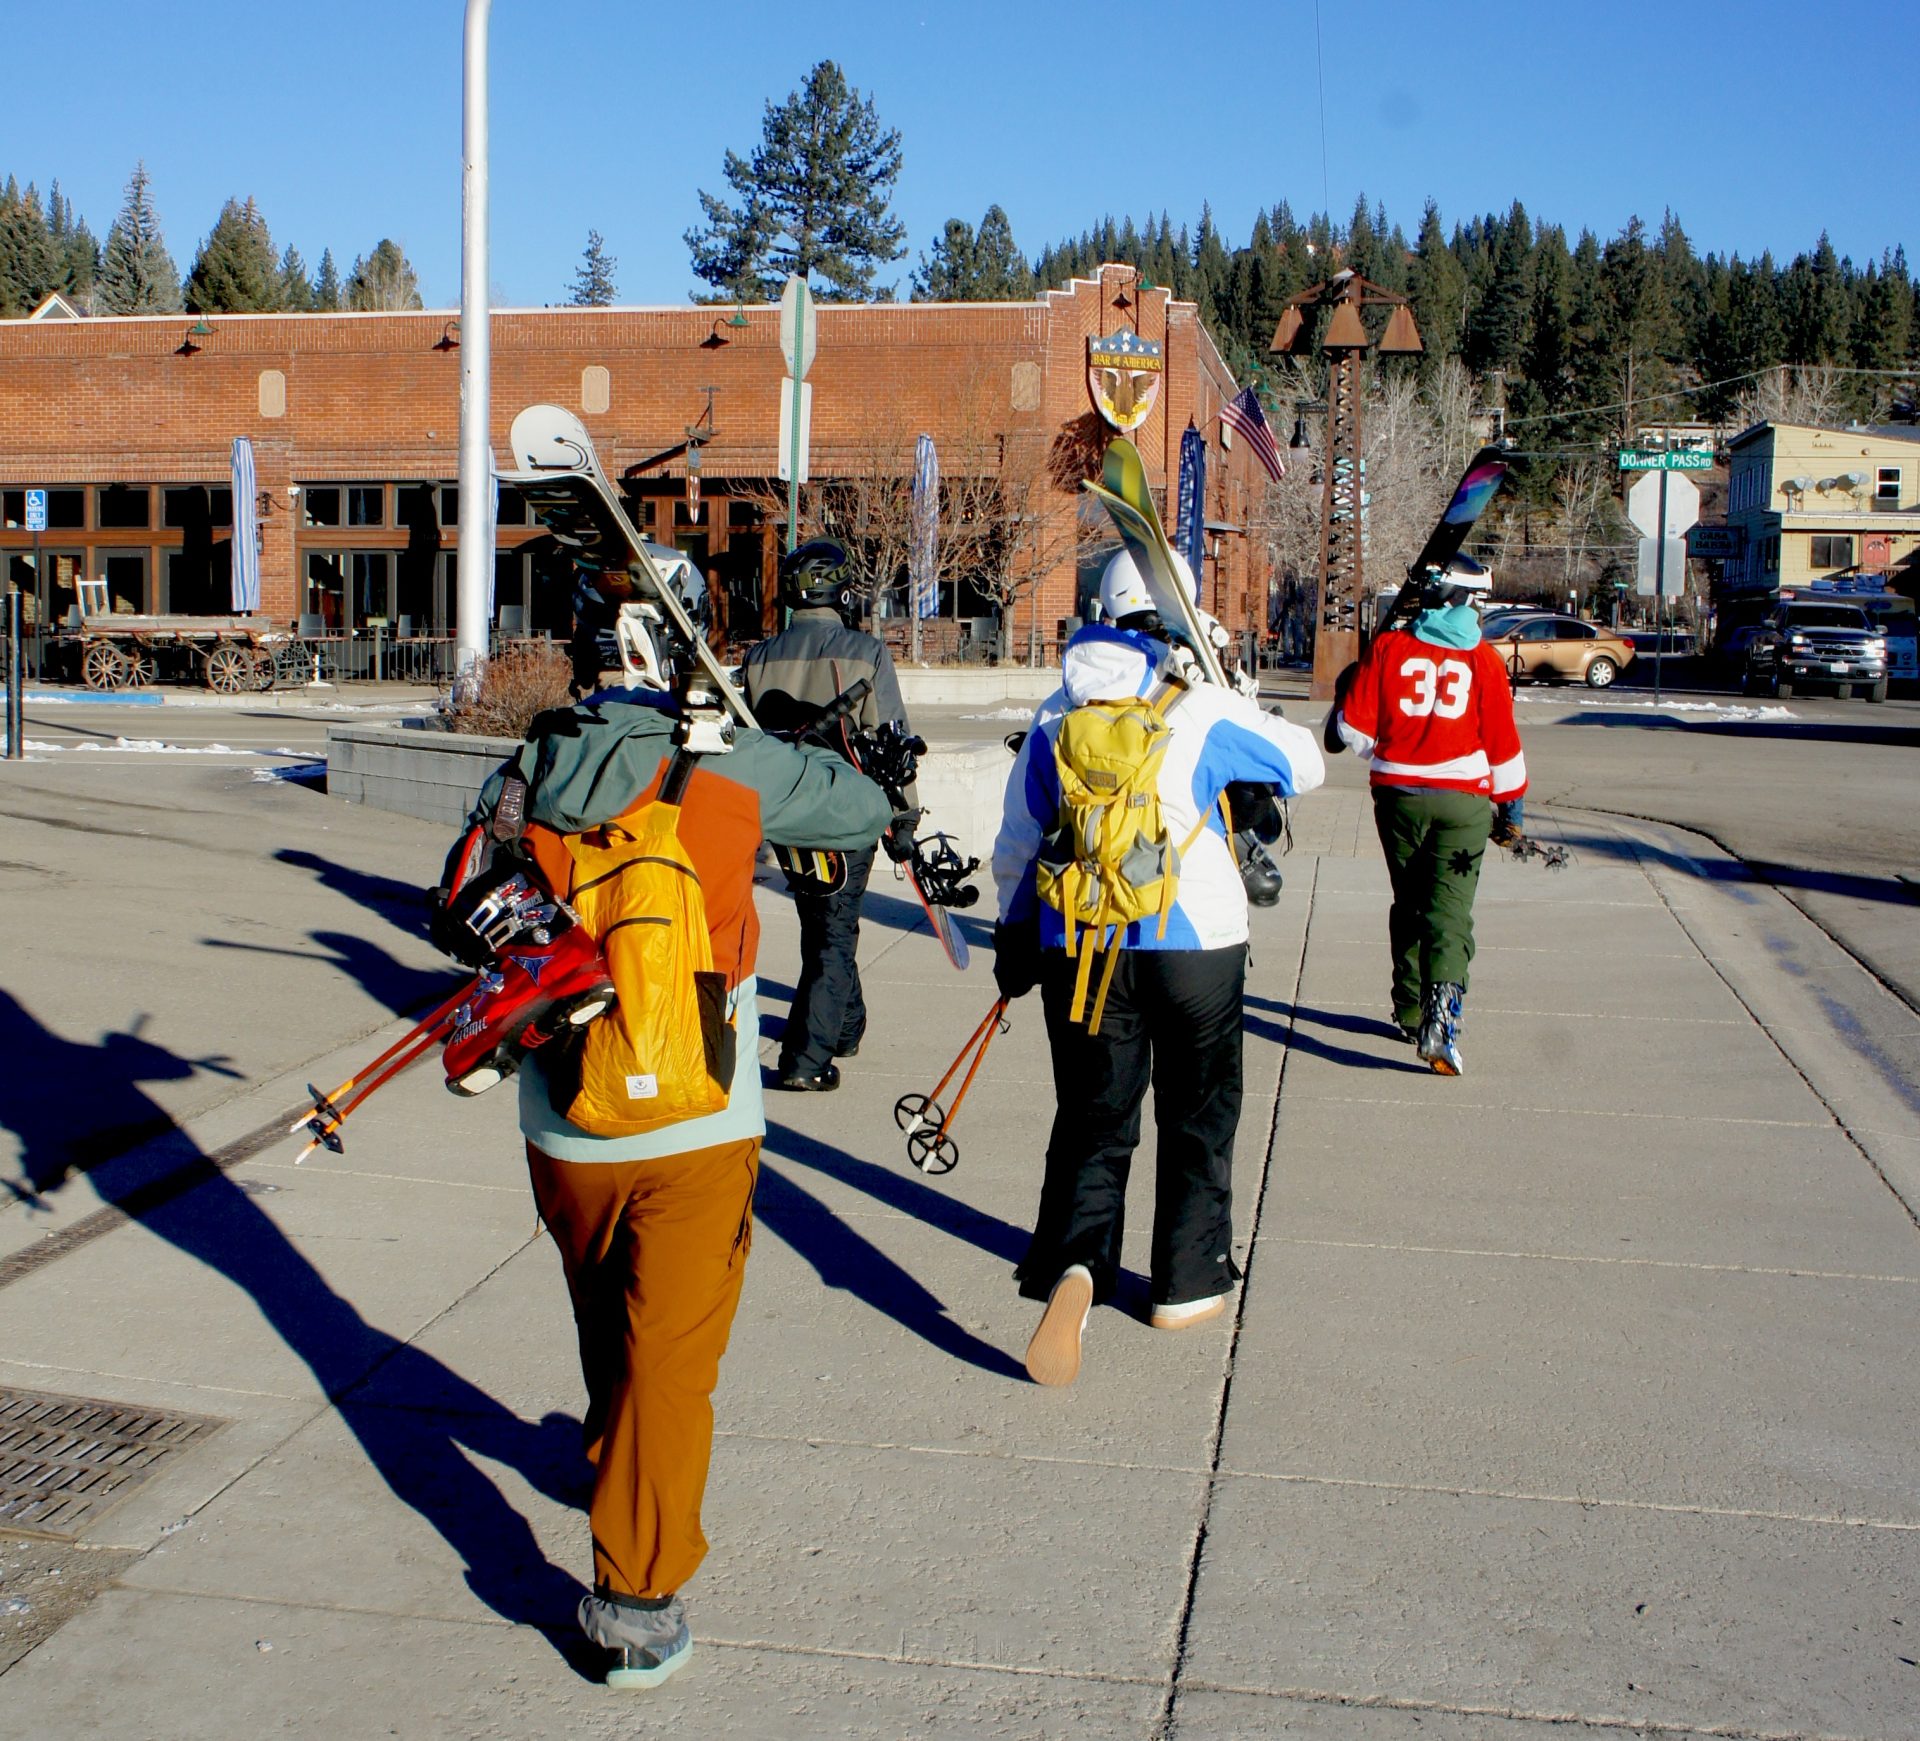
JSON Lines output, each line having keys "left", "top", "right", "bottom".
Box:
{"left": 97, "top": 485, "right": 151, "bottom": 529}
{"left": 302, "top": 487, "right": 341, "bottom": 527}
{"left": 305, "top": 553, "right": 345, "bottom": 629}
{"left": 347, "top": 486, "right": 385, "bottom": 527}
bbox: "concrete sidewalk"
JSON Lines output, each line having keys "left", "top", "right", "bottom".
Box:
{"left": 0, "top": 782, "right": 1915, "bottom": 1739}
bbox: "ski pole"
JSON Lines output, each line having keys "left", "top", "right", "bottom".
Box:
{"left": 892, "top": 997, "right": 1008, "bottom": 1175}
{"left": 894, "top": 997, "right": 1001, "bottom": 1140}
{"left": 294, "top": 1015, "right": 459, "bottom": 1161}
{"left": 290, "top": 977, "right": 476, "bottom": 1135}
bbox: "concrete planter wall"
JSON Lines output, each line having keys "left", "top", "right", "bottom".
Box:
{"left": 326, "top": 723, "right": 1019, "bottom": 865}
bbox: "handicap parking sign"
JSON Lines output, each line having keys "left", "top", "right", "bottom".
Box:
{"left": 24, "top": 489, "right": 47, "bottom": 531}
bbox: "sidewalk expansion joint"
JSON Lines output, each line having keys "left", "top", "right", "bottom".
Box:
{"left": 1272, "top": 1235, "right": 1920, "bottom": 1286}
{"left": 712, "top": 1428, "right": 1207, "bottom": 1480}
{"left": 1171, "top": 1674, "right": 1869, "bottom": 1741}
{"left": 1292, "top": 1093, "right": 1826, "bottom": 1129}
{"left": 1157, "top": 855, "right": 1320, "bottom": 1741}
{"left": 1209, "top": 1468, "right": 1920, "bottom": 1534}
{"left": 698, "top": 1633, "right": 1170, "bottom": 1690}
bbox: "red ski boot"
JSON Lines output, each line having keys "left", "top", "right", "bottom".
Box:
{"left": 439, "top": 877, "right": 617, "bottom": 1096}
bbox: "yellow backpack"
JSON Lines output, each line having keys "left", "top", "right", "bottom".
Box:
{"left": 545, "top": 755, "right": 734, "bottom": 1136}
{"left": 1034, "top": 681, "right": 1217, "bottom": 1034}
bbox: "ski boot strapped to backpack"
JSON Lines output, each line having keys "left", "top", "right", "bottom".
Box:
{"left": 433, "top": 771, "right": 618, "bottom": 1096}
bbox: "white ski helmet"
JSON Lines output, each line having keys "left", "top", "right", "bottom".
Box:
{"left": 1423, "top": 554, "right": 1492, "bottom": 609}
{"left": 1098, "top": 546, "right": 1196, "bottom": 625}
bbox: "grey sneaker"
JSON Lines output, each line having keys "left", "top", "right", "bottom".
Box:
{"left": 579, "top": 1590, "right": 693, "bottom": 1690}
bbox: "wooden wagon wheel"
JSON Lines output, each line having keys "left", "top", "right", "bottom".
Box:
{"left": 125, "top": 647, "right": 157, "bottom": 688}
{"left": 204, "top": 644, "right": 254, "bottom": 695}
{"left": 83, "top": 643, "right": 130, "bottom": 691}
{"left": 251, "top": 648, "right": 278, "bottom": 691}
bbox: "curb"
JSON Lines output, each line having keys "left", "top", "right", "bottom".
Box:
{"left": 3, "top": 687, "right": 162, "bottom": 706}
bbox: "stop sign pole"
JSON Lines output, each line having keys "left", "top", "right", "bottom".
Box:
{"left": 1623, "top": 453, "right": 1704, "bottom": 705}
{"left": 780, "top": 275, "right": 816, "bottom": 556}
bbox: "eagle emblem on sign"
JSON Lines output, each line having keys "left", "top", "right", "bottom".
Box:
{"left": 1087, "top": 331, "right": 1163, "bottom": 431}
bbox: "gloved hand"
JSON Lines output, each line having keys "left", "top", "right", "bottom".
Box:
{"left": 882, "top": 810, "right": 919, "bottom": 864}
{"left": 992, "top": 919, "right": 1042, "bottom": 1001}
{"left": 1490, "top": 797, "right": 1526, "bottom": 847}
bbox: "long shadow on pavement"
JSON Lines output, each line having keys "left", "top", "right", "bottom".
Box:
{"left": 1242, "top": 994, "right": 1428, "bottom": 1074}
{"left": 760, "top": 1119, "right": 1028, "bottom": 1383}
{"left": 0, "top": 985, "right": 600, "bottom": 1677}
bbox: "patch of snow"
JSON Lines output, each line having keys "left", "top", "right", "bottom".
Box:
{"left": 957, "top": 707, "right": 1038, "bottom": 721}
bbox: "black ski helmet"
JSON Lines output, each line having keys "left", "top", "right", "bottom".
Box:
{"left": 780, "top": 539, "right": 857, "bottom": 618}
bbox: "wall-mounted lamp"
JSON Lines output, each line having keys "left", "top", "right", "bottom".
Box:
{"left": 433, "top": 319, "right": 461, "bottom": 352}
{"left": 176, "top": 319, "right": 213, "bottom": 356}
{"left": 699, "top": 317, "right": 733, "bottom": 350}
{"left": 726, "top": 304, "right": 750, "bottom": 329}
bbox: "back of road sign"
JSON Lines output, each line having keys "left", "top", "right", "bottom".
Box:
{"left": 1627, "top": 471, "right": 1700, "bottom": 541}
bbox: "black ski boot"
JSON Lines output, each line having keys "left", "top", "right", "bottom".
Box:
{"left": 1417, "top": 982, "right": 1466, "bottom": 1076}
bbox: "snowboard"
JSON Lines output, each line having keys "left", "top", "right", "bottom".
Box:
{"left": 1082, "top": 437, "right": 1229, "bottom": 689}
{"left": 501, "top": 404, "right": 758, "bottom": 730}
{"left": 1375, "top": 445, "right": 1512, "bottom": 637}
{"left": 907, "top": 865, "right": 970, "bottom": 972}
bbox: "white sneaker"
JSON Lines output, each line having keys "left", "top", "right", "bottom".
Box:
{"left": 1025, "top": 1263, "right": 1094, "bottom": 1387}
{"left": 1149, "top": 1293, "right": 1227, "bottom": 1330}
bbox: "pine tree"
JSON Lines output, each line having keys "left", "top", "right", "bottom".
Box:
{"left": 95, "top": 162, "right": 181, "bottom": 314}
{"left": 314, "top": 248, "right": 343, "bottom": 312}
{"left": 1407, "top": 200, "right": 1466, "bottom": 366}
{"left": 186, "top": 196, "right": 281, "bottom": 312}
{"left": 345, "top": 239, "right": 423, "bottom": 310}
{"left": 46, "top": 181, "right": 98, "bottom": 298}
{"left": 912, "top": 206, "right": 1031, "bottom": 301}
{"left": 278, "top": 245, "right": 315, "bottom": 312}
{"left": 567, "top": 229, "right": 617, "bottom": 306}
{"left": 1463, "top": 201, "right": 1532, "bottom": 375}
{"left": 1783, "top": 233, "right": 1850, "bottom": 364}
{"left": 686, "top": 61, "right": 906, "bottom": 302}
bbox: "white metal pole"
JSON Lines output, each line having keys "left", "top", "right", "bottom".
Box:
{"left": 456, "top": 0, "right": 494, "bottom": 681}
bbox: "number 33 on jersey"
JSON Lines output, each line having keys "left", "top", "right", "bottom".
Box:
{"left": 1334, "top": 630, "right": 1528, "bottom": 800}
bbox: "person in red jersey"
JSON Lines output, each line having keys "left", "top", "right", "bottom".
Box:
{"left": 1331, "top": 556, "right": 1527, "bottom": 1074}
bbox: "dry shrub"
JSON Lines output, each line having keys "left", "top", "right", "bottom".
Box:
{"left": 446, "top": 642, "right": 575, "bottom": 738}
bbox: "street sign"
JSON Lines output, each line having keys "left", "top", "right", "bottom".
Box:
{"left": 1688, "top": 524, "right": 1737, "bottom": 559}
{"left": 1618, "top": 448, "right": 1712, "bottom": 472}
{"left": 1636, "top": 538, "right": 1688, "bottom": 595}
{"left": 776, "top": 379, "right": 812, "bottom": 483}
{"left": 24, "top": 489, "right": 47, "bottom": 532}
{"left": 778, "top": 275, "right": 816, "bottom": 380}
{"left": 1627, "top": 470, "right": 1699, "bottom": 540}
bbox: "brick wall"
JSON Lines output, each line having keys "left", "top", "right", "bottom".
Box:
{"left": 1, "top": 284, "right": 1270, "bottom": 647}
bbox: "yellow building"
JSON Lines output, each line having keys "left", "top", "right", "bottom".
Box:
{"left": 1723, "top": 421, "right": 1920, "bottom": 592}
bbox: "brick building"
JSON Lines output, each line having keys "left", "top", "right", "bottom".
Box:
{"left": 0, "top": 265, "right": 1268, "bottom": 669}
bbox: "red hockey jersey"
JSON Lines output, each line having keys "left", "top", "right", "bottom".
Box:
{"left": 1336, "top": 629, "right": 1528, "bottom": 799}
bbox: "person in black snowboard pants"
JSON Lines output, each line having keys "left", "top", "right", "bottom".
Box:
{"left": 1017, "top": 945, "right": 1247, "bottom": 1313}
{"left": 779, "top": 843, "right": 874, "bottom": 1083}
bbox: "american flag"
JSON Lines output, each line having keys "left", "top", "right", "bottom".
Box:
{"left": 1220, "top": 387, "right": 1286, "bottom": 483}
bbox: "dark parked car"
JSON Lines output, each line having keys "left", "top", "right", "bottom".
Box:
{"left": 1743, "top": 601, "right": 1888, "bottom": 701}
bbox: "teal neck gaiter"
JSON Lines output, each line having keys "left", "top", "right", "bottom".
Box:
{"left": 1412, "top": 603, "right": 1483, "bottom": 649}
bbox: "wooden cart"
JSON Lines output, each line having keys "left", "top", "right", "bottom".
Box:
{"left": 64, "top": 613, "right": 301, "bottom": 694}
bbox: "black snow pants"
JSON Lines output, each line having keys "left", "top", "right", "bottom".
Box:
{"left": 1017, "top": 943, "right": 1247, "bottom": 1311}
{"left": 779, "top": 844, "right": 875, "bottom": 1075}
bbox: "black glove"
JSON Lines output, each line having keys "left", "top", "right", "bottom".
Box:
{"left": 1322, "top": 659, "right": 1359, "bottom": 755}
{"left": 993, "top": 920, "right": 1042, "bottom": 1001}
{"left": 882, "top": 811, "right": 918, "bottom": 864}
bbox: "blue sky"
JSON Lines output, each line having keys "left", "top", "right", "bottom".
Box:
{"left": 11, "top": 0, "right": 1910, "bottom": 308}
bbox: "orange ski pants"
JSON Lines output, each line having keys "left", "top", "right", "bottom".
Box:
{"left": 525, "top": 1135, "right": 759, "bottom": 1600}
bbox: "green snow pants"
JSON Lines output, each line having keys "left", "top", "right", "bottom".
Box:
{"left": 1372, "top": 785, "right": 1494, "bottom": 1027}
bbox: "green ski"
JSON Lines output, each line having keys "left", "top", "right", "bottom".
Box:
{"left": 1082, "top": 437, "right": 1228, "bottom": 689}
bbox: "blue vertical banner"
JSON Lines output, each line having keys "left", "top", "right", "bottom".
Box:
{"left": 1174, "top": 421, "right": 1207, "bottom": 591}
{"left": 229, "top": 437, "right": 260, "bottom": 612}
{"left": 910, "top": 434, "right": 940, "bottom": 620}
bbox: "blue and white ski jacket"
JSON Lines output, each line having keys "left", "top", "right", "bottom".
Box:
{"left": 993, "top": 624, "right": 1326, "bottom": 951}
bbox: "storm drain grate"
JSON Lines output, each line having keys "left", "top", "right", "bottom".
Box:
{"left": 0, "top": 1388, "right": 221, "bottom": 1540}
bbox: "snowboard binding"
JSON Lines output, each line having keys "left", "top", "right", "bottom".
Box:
{"left": 908, "top": 833, "right": 980, "bottom": 909}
